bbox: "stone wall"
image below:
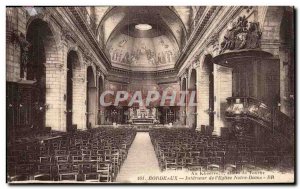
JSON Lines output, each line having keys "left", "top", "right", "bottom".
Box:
{"left": 6, "top": 7, "right": 106, "bottom": 132}
{"left": 6, "top": 8, "right": 27, "bottom": 82}
{"left": 6, "top": 6, "right": 294, "bottom": 133}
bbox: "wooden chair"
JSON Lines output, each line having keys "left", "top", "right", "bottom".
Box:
{"left": 97, "top": 162, "right": 112, "bottom": 182}
{"left": 34, "top": 164, "right": 52, "bottom": 181}
{"left": 57, "top": 163, "right": 78, "bottom": 181}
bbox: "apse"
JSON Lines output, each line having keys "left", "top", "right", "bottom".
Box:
{"left": 107, "top": 27, "right": 179, "bottom": 71}
{"left": 102, "top": 7, "right": 186, "bottom": 71}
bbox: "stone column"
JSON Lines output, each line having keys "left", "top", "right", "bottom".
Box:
{"left": 87, "top": 86, "right": 97, "bottom": 128}
{"left": 98, "top": 76, "right": 105, "bottom": 125}
{"left": 195, "top": 63, "right": 210, "bottom": 130}
{"left": 72, "top": 75, "right": 86, "bottom": 130}
{"left": 185, "top": 76, "right": 189, "bottom": 127}
{"left": 213, "top": 65, "right": 232, "bottom": 136}
{"left": 44, "top": 62, "right": 66, "bottom": 131}
{"left": 179, "top": 76, "right": 188, "bottom": 126}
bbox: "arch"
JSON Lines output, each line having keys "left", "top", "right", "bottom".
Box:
{"left": 279, "top": 8, "right": 294, "bottom": 44}
{"left": 188, "top": 68, "right": 197, "bottom": 90}
{"left": 97, "top": 6, "right": 187, "bottom": 49}
{"left": 87, "top": 66, "right": 97, "bottom": 128}
{"left": 195, "top": 54, "right": 214, "bottom": 131}
{"left": 181, "top": 77, "right": 187, "bottom": 91}
{"left": 201, "top": 54, "right": 213, "bottom": 73}
{"left": 25, "top": 18, "right": 59, "bottom": 129}
{"left": 66, "top": 50, "right": 80, "bottom": 132}
{"left": 261, "top": 7, "right": 284, "bottom": 42}
{"left": 85, "top": 63, "right": 97, "bottom": 87}
{"left": 67, "top": 50, "right": 87, "bottom": 131}
{"left": 67, "top": 50, "right": 80, "bottom": 68}
{"left": 87, "top": 66, "right": 96, "bottom": 87}
{"left": 26, "top": 16, "right": 60, "bottom": 51}
{"left": 67, "top": 47, "right": 83, "bottom": 68}
{"left": 87, "top": 66, "right": 95, "bottom": 88}
{"left": 203, "top": 55, "right": 214, "bottom": 128}
{"left": 26, "top": 18, "right": 59, "bottom": 77}
{"left": 95, "top": 6, "right": 115, "bottom": 34}
{"left": 95, "top": 6, "right": 114, "bottom": 41}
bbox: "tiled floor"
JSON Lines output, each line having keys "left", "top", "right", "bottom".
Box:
{"left": 116, "top": 132, "right": 160, "bottom": 183}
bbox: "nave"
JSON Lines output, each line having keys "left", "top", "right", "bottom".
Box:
{"left": 7, "top": 126, "right": 294, "bottom": 183}
{"left": 6, "top": 6, "right": 295, "bottom": 184}
{"left": 116, "top": 132, "right": 160, "bottom": 183}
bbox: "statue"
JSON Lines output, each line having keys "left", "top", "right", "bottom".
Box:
{"left": 246, "top": 22, "right": 262, "bottom": 49}
{"left": 18, "top": 33, "right": 31, "bottom": 79}
{"left": 219, "top": 16, "right": 261, "bottom": 54}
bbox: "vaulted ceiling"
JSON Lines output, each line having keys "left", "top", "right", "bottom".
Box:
{"left": 92, "top": 6, "right": 196, "bottom": 71}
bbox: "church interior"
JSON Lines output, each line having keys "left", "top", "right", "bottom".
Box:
{"left": 6, "top": 6, "right": 295, "bottom": 183}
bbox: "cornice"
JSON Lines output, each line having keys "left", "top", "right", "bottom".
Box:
{"left": 109, "top": 67, "right": 177, "bottom": 78}
{"left": 177, "top": 6, "right": 243, "bottom": 77}
{"left": 174, "top": 6, "right": 220, "bottom": 69}
{"left": 64, "top": 7, "right": 111, "bottom": 71}
{"left": 48, "top": 7, "right": 247, "bottom": 81}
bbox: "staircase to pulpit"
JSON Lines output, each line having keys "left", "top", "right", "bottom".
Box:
{"left": 225, "top": 97, "right": 294, "bottom": 150}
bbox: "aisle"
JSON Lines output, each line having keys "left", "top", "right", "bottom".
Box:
{"left": 116, "top": 132, "right": 160, "bottom": 183}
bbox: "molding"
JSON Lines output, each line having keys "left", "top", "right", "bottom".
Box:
{"left": 33, "top": 7, "right": 262, "bottom": 82}
{"left": 175, "top": 6, "right": 220, "bottom": 69}
{"left": 177, "top": 6, "right": 242, "bottom": 77}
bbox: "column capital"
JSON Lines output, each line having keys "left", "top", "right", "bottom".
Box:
{"left": 194, "top": 60, "right": 201, "bottom": 69}
{"left": 44, "top": 63, "right": 64, "bottom": 70}
{"left": 60, "top": 27, "right": 74, "bottom": 42}
{"left": 72, "top": 77, "right": 85, "bottom": 83}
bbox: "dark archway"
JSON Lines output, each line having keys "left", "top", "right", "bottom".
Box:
{"left": 66, "top": 51, "right": 79, "bottom": 132}
{"left": 203, "top": 55, "right": 214, "bottom": 128}
{"left": 98, "top": 76, "right": 104, "bottom": 125}
{"left": 25, "top": 18, "right": 54, "bottom": 129}
{"left": 181, "top": 77, "right": 187, "bottom": 125}
{"left": 87, "top": 66, "right": 96, "bottom": 129}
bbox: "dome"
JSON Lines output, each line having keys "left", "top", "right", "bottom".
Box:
{"left": 100, "top": 7, "right": 187, "bottom": 71}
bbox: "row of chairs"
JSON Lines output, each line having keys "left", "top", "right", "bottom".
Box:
{"left": 149, "top": 128, "right": 294, "bottom": 172}
{"left": 7, "top": 127, "right": 136, "bottom": 182}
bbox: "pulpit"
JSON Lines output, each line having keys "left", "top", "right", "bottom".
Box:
{"left": 212, "top": 16, "right": 280, "bottom": 139}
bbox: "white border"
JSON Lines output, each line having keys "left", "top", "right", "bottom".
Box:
{"left": 1, "top": 1, "right": 298, "bottom": 189}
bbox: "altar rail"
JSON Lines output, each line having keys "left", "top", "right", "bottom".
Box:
{"left": 131, "top": 118, "right": 154, "bottom": 124}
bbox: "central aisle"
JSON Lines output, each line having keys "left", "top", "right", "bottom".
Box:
{"left": 116, "top": 132, "right": 160, "bottom": 183}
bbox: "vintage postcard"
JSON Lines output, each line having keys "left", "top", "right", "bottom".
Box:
{"left": 6, "top": 6, "right": 295, "bottom": 184}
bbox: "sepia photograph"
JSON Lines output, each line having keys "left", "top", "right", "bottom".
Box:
{"left": 5, "top": 5, "right": 295, "bottom": 184}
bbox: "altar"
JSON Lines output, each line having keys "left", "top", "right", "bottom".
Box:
{"left": 128, "top": 107, "right": 158, "bottom": 125}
